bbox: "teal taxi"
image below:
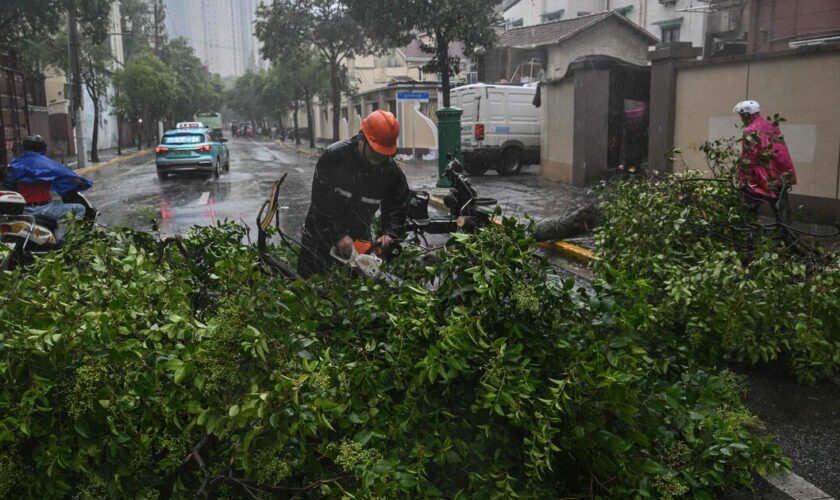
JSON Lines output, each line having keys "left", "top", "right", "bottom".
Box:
{"left": 155, "top": 124, "right": 230, "bottom": 180}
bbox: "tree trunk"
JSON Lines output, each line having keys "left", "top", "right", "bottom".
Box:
{"left": 532, "top": 203, "right": 601, "bottom": 242}
{"left": 304, "top": 89, "right": 315, "bottom": 149}
{"left": 293, "top": 100, "right": 301, "bottom": 146}
{"left": 438, "top": 31, "right": 451, "bottom": 108}
{"left": 90, "top": 92, "right": 100, "bottom": 162}
{"left": 329, "top": 59, "right": 341, "bottom": 142}
{"left": 137, "top": 113, "right": 142, "bottom": 151}
{"left": 117, "top": 114, "right": 122, "bottom": 155}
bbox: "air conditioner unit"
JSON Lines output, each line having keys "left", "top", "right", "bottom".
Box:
{"left": 707, "top": 10, "right": 732, "bottom": 34}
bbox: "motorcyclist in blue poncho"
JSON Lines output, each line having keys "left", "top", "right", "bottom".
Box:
{"left": 5, "top": 135, "right": 93, "bottom": 238}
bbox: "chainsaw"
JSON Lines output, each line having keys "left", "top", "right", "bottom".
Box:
{"left": 329, "top": 239, "right": 400, "bottom": 283}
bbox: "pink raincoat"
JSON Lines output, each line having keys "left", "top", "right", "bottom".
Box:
{"left": 738, "top": 114, "right": 797, "bottom": 199}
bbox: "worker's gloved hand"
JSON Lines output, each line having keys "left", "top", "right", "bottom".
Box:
{"left": 375, "top": 234, "right": 394, "bottom": 250}
{"left": 335, "top": 235, "right": 354, "bottom": 258}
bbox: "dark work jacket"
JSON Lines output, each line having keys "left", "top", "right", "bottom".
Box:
{"left": 303, "top": 138, "right": 410, "bottom": 246}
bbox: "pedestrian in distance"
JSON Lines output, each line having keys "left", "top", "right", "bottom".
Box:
{"left": 733, "top": 100, "right": 797, "bottom": 221}
{"left": 297, "top": 110, "right": 410, "bottom": 278}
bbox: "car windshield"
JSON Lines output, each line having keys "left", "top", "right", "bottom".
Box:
{"left": 162, "top": 134, "right": 205, "bottom": 145}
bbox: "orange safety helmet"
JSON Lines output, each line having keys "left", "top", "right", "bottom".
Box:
{"left": 361, "top": 110, "right": 400, "bottom": 156}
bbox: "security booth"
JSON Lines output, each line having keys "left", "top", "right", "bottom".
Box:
{"left": 540, "top": 55, "right": 651, "bottom": 186}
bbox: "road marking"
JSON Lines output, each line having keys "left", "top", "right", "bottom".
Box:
{"left": 764, "top": 471, "right": 834, "bottom": 500}
{"left": 295, "top": 167, "right": 304, "bottom": 173}
{"left": 198, "top": 192, "right": 210, "bottom": 205}
{"left": 250, "top": 138, "right": 284, "bottom": 161}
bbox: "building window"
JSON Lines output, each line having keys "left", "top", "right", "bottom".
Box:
{"left": 661, "top": 26, "right": 680, "bottom": 43}
{"left": 654, "top": 18, "right": 683, "bottom": 43}
{"left": 542, "top": 9, "right": 564, "bottom": 22}
{"left": 577, "top": 11, "right": 591, "bottom": 17}
{"left": 508, "top": 18, "right": 524, "bottom": 28}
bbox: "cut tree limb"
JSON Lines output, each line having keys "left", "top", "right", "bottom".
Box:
{"left": 533, "top": 203, "right": 601, "bottom": 242}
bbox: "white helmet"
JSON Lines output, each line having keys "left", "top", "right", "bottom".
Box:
{"left": 733, "top": 100, "right": 761, "bottom": 115}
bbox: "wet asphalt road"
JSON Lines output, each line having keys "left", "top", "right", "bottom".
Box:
{"left": 82, "top": 138, "right": 839, "bottom": 499}
{"left": 84, "top": 138, "right": 316, "bottom": 237}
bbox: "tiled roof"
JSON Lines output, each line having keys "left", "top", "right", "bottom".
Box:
{"left": 497, "top": 11, "right": 657, "bottom": 48}
{"left": 498, "top": 12, "right": 611, "bottom": 48}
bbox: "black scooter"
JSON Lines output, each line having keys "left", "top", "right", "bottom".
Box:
{"left": 0, "top": 188, "right": 97, "bottom": 270}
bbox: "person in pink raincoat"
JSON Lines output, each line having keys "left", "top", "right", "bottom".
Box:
{"left": 733, "top": 100, "right": 797, "bottom": 218}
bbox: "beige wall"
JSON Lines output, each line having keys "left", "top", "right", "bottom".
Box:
{"left": 546, "top": 18, "right": 651, "bottom": 78}
{"left": 673, "top": 50, "right": 840, "bottom": 200}
{"left": 540, "top": 79, "right": 575, "bottom": 182}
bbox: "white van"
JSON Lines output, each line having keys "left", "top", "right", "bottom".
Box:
{"left": 451, "top": 84, "right": 540, "bottom": 176}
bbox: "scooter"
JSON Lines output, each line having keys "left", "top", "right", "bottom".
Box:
{"left": 0, "top": 189, "right": 97, "bottom": 270}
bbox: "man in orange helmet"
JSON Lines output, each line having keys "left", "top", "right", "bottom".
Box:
{"left": 298, "top": 110, "right": 410, "bottom": 278}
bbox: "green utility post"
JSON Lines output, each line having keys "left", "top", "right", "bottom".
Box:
{"left": 435, "top": 107, "right": 463, "bottom": 188}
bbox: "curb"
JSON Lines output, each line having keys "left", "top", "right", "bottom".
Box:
{"left": 76, "top": 149, "right": 153, "bottom": 175}
{"left": 429, "top": 195, "right": 599, "bottom": 264}
{"left": 275, "top": 140, "right": 320, "bottom": 159}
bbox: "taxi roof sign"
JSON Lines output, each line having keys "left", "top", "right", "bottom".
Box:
{"left": 176, "top": 122, "right": 205, "bottom": 129}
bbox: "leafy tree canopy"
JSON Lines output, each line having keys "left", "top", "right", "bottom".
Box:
{"left": 344, "top": 0, "right": 501, "bottom": 106}
{"left": 1, "top": 0, "right": 114, "bottom": 49}
{"left": 160, "top": 38, "right": 224, "bottom": 122}
{"left": 113, "top": 50, "right": 178, "bottom": 124}
{"left": 256, "top": 0, "right": 372, "bottom": 141}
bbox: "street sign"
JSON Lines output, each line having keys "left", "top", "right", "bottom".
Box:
{"left": 397, "top": 91, "right": 430, "bottom": 102}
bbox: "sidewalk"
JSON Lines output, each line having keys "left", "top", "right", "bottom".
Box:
{"left": 68, "top": 146, "right": 153, "bottom": 174}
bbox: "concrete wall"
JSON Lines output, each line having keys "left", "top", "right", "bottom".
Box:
{"left": 540, "top": 79, "right": 575, "bottom": 182}
{"left": 671, "top": 47, "right": 840, "bottom": 217}
{"left": 546, "top": 17, "right": 651, "bottom": 78}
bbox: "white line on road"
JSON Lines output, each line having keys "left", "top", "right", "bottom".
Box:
{"left": 764, "top": 471, "right": 835, "bottom": 500}
{"left": 198, "top": 192, "right": 210, "bottom": 205}
{"left": 294, "top": 167, "right": 304, "bottom": 173}
{"left": 249, "top": 138, "right": 284, "bottom": 161}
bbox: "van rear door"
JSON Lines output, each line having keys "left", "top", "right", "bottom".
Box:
{"left": 458, "top": 89, "right": 478, "bottom": 148}
{"left": 507, "top": 89, "right": 540, "bottom": 148}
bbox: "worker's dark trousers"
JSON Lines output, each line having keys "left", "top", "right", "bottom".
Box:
{"left": 297, "top": 233, "right": 336, "bottom": 278}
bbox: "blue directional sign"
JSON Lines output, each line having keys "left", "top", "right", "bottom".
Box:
{"left": 397, "top": 91, "right": 430, "bottom": 102}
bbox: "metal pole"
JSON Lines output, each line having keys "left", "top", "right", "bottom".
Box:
{"left": 68, "top": 2, "right": 87, "bottom": 168}
{"left": 412, "top": 102, "right": 417, "bottom": 160}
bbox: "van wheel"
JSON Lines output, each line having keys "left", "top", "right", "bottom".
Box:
{"left": 498, "top": 148, "right": 523, "bottom": 176}
{"left": 466, "top": 160, "right": 488, "bottom": 177}
{"left": 157, "top": 170, "right": 169, "bottom": 181}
